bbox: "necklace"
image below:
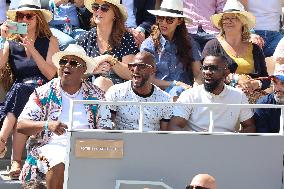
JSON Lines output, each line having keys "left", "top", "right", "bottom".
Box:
{"left": 61, "top": 87, "right": 82, "bottom": 99}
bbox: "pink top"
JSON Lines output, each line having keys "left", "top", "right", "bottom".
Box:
{"left": 183, "top": 0, "right": 226, "bottom": 34}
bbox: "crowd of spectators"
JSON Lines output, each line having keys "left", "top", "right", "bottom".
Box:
{"left": 0, "top": 0, "right": 284, "bottom": 188}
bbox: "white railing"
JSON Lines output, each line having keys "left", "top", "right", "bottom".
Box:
{"left": 68, "top": 100, "right": 284, "bottom": 136}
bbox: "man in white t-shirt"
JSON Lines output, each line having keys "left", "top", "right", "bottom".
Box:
{"left": 106, "top": 51, "right": 172, "bottom": 131}
{"left": 169, "top": 54, "right": 255, "bottom": 132}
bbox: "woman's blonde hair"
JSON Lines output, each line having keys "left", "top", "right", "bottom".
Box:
{"left": 8, "top": 10, "right": 52, "bottom": 41}
{"left": 90, "top": 2, "right": 126, "bottom": 49}
{"left": 218, "top": 13, "right": 251, "bottom": 41}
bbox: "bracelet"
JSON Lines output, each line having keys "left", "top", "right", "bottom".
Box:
{"left": 0, "top": 36, "right": 6, "bottom": 50}
{"left": 136, "top": 26, "right": 145, "bottom": 33}
{"left": 169, "top": 80, "right": 177, "bottom": 88}
{"left": 44, "top": 121, "right": 49, "bottom": 131}
{"left": 109, "top": 55, "right": 118, "bottom": 66}
{"left": 230, "top": 74, "right": 239, "bottom": 87}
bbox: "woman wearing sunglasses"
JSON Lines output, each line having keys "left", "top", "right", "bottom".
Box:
{"left": 17, "top": 44, "right": 111, "bottom": 187}
{"left": 202, "top": 0, "right": 269, "bottom": 103}
{"left": 76, "top": 0, "right": 139, "bottom": 89}
{"left": 140, "top": 0, "right": 202, "bottom": 99}
{"left": 0, "top": 0, "right": 59, "bottom": 179}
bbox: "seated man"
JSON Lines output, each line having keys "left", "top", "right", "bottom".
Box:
{"left": 16, "top": 44, "right": 111, "bottom": 188}
{"left": 187, "top": 173, "right": 217, "bottom": 189}
{"left": 169, "top": 54, "right": 255, "bottom": 132}
{"left": 254, "top": 64, "right": 284, "bottom": 133}
{"left": 105, "top": 51, "right": 172, "bottom": 131}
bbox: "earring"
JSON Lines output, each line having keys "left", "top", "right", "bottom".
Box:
{"left": 113, "top": 17, "right": 116, "bottom": 21}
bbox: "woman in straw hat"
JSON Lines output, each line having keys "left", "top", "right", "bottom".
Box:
{"left": 202, "top": 0, "right": 270, "bottom": 98}
{"left": 17, "top": 44, "right": 111, "bottom": 187}
{"left": 76, "top": 0, "right": 139, "bottom": 88}
{"left": 140, "top": 0, "right": 202, "bottom": 99}
{"left": 0, "top": 0, "right": 59, "bottom": 179}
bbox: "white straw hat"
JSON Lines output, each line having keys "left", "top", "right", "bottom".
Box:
{"left": 85, "top": 0, "right": 127, "bottom": 21}
{"left": 147, "top": 0, "right": 192, "bottom": 23}
{"left": 211, "top": 0, "right": 256, "bottom": 29}
{"left": 6, "top": 0, "right": 52, "bottom": 23}
{"left": 52, "top": 44, "right": 98, "bottom": 74}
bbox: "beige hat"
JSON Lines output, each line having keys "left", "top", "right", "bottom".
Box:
{"left": 211, "top": 0, "right": 256, "bottom": 29}
{"left": 6, "top": 0, "right": 52, "bottom": 23}
{"left": 85, "top": 0, "right": 127, "bottom": 21}
{"left": 52, "top": 44, "right": 98, "bottom": 74}
{"left": 147, "top": 0, "right": 192, "bottom": 23}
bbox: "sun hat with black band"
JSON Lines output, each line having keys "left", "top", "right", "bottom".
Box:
{"left": 6, "top": 0, "right": 52, "bottom": 23}
{"left": 211, "top": 0, "right": 256, "bottom": 29}
{"left": 52, "top": 44, "right": 99, "bottom": 74}
{"left": 85, "top": 0, "right": 127, "bottom": 22}
{"left": 147, "top": 0, "right": 192, "bottom": 23}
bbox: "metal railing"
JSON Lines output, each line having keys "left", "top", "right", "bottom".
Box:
{"left": 68, "top": 100, "right": 284, "bottom": 136}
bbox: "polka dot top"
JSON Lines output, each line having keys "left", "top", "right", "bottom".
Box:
{"left": 76, "top": 28, "right": 139, "bottom": 84}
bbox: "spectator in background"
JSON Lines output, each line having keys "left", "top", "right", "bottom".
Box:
{"left": 74, "top": 0, "right": 92, "bottom": 31}
{"left": 0, "top": 0, "right": 59, "bottom": 179}
{"left": 0, "top": 0, "right": 6, "bottom": 25}
{"left": 169, "top": 55, "right": 255, "bottom": 133}
{"left": 17, "top": 44, "right": 111, "bottom": 187}
{"left": 140, "top": 0, "right": 202, "bottom": 99}
{"left": 240, "top": 0, "right": 283, "bottom": 57}
{"left": 183, "top": 0, "right": 226, "bottom": 51}
{"left": 202, "top": 0, "right": 269, "bottom": 101}
{"left": 106, "top": 51, "right": 172, "bottom": 131}
{"left": 76, "top": 0, "right": 139, "bottom": 89}
{"left": 254, "top": 64, "right": 284, "bottom": 133}
{"left": 187, "top": 174, "right": 217, "bottom": 189}
{"left": 122, "top": 0, "right": 156, "bottom": 47}
{"left": 273, "top": 37, "right": 284, "bottom": 65}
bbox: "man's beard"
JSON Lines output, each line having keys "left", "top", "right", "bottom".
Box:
{"left": 204, "top": 79, "right": 221, "bottom": 93}
{"left": 274, "top": 94, "right": 284, "bottom": 104}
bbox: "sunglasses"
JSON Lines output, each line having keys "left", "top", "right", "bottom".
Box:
{"left": 59, "top": 58, "right": 84, "bottom": 68}
{"left": 91, "top": 3, "right": 111, "bottom": 12}
{"left": 128, "top": 63, "right": 153, "bottom": 71}
{"left": 200, "top": 65, "right": 227, "bottom": 73}
{"left": 156, "top": 16, "right": 176, "bottom": 24}
{"left": 221, "top": 16, "right": 238, "bottom": 23}
{"left": 186, "top": 185, "right": 210, "bottom": 189}
{"left": 16, "top": 12, "right": 36, "bottom": 20}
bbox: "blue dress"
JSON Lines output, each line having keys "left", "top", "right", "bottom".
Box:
{"left": 0, "top": 37, "right": 50, "bottom": 128}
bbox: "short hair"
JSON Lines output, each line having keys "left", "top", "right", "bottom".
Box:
{"left": 202, "top": 54, "right": 228, "bottom": 68}
{"left": 135, "top": 51, "right": 156, "bottom": 66}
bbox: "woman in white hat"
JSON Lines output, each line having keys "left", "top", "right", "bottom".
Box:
{"left": 17, "top": 44, "right": 111, "bottom": 187}
{"left": 0, "top": 0, "right": 59, "bottom": 179}
{"left": 140, "top": 0, "right": 202, "bottom": 98}
{"left": 202, "top": 0, "right": 270, "bottom": 97}
{"left": 76, "top": 0, "right": 139, "bottom": 88}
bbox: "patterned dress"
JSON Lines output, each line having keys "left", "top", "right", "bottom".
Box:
{"left": 19, "top": 78, "right": 111, "bottom": 182}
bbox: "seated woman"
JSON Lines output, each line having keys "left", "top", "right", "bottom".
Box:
{"left": 140, "top": 0, "right": 202, "bottom": 98}
{"left": 76, "top": 0, "right": 139, "bottom": 88}
{"left": 17, "top": 44, "right": 111, "bottom": 188}
{"left": 0, "top": 0, "right": 59, "bottom": 179}
{"left": 202, "top": 0, "right": 270, "bottom": 101}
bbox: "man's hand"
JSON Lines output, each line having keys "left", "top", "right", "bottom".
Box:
{"left": 48, "top": 121, "right": 68, "bottom": 135}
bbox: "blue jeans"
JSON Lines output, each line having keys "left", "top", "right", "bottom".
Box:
{"left": 255, "top": 30, "right": 284, "bottom": 57}
{"left": 50, "top": 26, "right": 85, "bottom": 50}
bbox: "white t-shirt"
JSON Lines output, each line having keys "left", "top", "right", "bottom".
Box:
{"left": 247, "top": 0, "right": 281, "bottom": 31}
{"left": 173, "top": 84, "right": 253, "bottom": 132}
{"left": 105, "top": 81, "right": 173, "bottom": 131}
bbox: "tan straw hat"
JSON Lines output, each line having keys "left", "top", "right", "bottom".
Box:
{"left": 52, "top": 44, "right": 98, "bottom": 74}
{"left": 6, "top": 0, "right": 52, "bottom": 23}
{"left": 147, "top": 0, "right": 192, "bottom": 23}
{"left": 85, "top": 0, "right": 127, "bottom": 21}
{"left": 211, "top": 0, "right": 256, "bottom": 29}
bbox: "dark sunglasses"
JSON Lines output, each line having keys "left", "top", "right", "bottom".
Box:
{"left": 128, "top": 63, "right": 153, "bottom": 71}
{"left": 91, "top": 3, "right": 111, "bottom": 12}
{"left": 16, "top": 12, "right": 36, "bottom": 20}
{"left": 156, "top": 16, "right": 176, "bottom": 24}
{"left": 186, "top": 185, "right": 210, "bottom": 189}
{"left": 200, "top": 65, "right": 227, "bottom": 72}
{"left": 59, "top": 58, "right": 84, "bottom": 68}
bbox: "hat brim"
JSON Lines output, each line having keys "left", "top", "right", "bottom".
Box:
{"left": 52, "top": 51, "right": 98, "bottom": 74}
{"left": 148, "top": 10, "right": 192, "bottom": 24}
{"left": 211, "top": 11, "right": 255, "bottom": 29}
{"left": 6, "top": 8, "right": 53, "bottom": 23}
{"left": 85, "top": 0, "right": 127, "bottom": 22}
